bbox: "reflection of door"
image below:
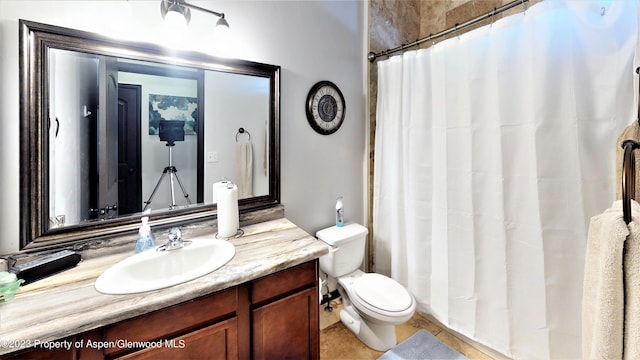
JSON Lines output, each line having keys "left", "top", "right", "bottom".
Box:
{"left": 49, "top": 49, "right": 99, "bottom": 225}
{"left": 99, "top": 57, "right": 120, "bottom": 218}
{"left": 117, "top": 84, "right": 142, "bottom": 215}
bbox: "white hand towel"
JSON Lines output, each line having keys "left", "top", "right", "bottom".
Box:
{"left": 583, "top": 199, "right": 640, "bottom": 359}
{"left": 235, "top": 141, "right": 253, "bottom": 199}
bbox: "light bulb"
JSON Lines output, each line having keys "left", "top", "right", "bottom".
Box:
{"left": 164, "top": 10, "right": 188, "bottom": 31}
{"left": 163, "top": 10, "right": 188, "bottom": 47}
{"left": 212, "top": 18, "right": 231, "bottom": 56}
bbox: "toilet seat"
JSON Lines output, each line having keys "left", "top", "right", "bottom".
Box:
{"left": 353, "top": 273, "right": 413, "bottom": 312}
{"left": 339, "top": 272, "right": 415, "bottom": 322}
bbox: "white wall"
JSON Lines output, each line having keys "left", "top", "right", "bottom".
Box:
{"left": 203, "top": 71, "right": 270, "bottom": 202}
{"left": 0, "top": 0, "right": 366, "bottom": 254}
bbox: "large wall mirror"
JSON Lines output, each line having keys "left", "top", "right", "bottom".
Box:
{"left": 19, "top": 20, "right": 280, "bottom": 250}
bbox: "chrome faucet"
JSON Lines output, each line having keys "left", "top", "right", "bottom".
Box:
{"left": 157, "top": 227, "right": 192, "bottom": 252}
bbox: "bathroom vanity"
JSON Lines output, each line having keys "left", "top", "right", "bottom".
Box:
{"left": 0, "top": 218, "right": 328, "bottom": 359}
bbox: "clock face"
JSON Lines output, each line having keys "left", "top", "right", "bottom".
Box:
{"left": 305, "top": 81, "right": 345, "bottom": 135}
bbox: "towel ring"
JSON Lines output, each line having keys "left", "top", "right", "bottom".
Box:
{"left": 621, "top": 140, "right": 640, "bottom": 224}
{"left": 236, "top": 128, "right": 251, "bottom": 142}
{"left": 636, "top": 66, "right": 640, "bottom": 126}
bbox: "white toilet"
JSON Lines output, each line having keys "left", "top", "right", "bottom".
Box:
{"left": 316, "top": 223, "right": 416, "bottom": 351}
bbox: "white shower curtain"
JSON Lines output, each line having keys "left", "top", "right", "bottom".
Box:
{"left": 373, "top": 1, "right": 638, "bottom": 359}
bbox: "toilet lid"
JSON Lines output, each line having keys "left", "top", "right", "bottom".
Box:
{"left": 353, "top": 273, "right": 412, "bottom": 312}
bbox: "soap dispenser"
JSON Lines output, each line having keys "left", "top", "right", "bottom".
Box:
{"left": 134, "top": 216, "right": 155, "bottom": 253}
{"left": 336, "top": 196, "right": 344, "bottom": 227}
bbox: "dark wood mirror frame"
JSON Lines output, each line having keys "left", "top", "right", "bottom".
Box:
{"left": 19, "top": 19, "right": 281, "bottom": 251}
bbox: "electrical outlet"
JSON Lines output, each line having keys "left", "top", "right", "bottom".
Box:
{"left": 207, "top": 151, "right": 218, "bottom": 163}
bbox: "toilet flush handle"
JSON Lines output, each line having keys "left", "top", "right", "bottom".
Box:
{"left": 319, "top": 240, "right": 339, "bottom": 253}
{"left": 322, "top": 243, "right": 338, "bottom": 253}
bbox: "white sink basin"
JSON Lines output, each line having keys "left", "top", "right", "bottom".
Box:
{"left": 95, "top": 237, "right": 235, "bottom": 295}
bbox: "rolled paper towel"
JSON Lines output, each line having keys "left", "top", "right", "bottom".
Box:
{"left": 212, "top": 179, "right": 231, "bottom": 203}
{"left": 217, "top": 183, "right": 239, "bottom": 238}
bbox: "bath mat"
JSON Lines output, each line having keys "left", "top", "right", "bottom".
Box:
{"left": 378, "top": 329, "right": 468, "bottom": 360}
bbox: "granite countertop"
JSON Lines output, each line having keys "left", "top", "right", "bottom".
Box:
{"left": 0, "top": 218, "right": 328, "bottom": 355}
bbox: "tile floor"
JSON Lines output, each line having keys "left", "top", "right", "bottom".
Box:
{"left": 319, "top": 299, "right": 493, "bottom": 360}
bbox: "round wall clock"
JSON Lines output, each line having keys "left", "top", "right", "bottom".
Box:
{"left": 305, "top": 81, "right": 346, "bottom": 135}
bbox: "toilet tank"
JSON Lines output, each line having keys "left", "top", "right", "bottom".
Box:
{"left": 316, "top": 223, "right": 368, "bottom": 278}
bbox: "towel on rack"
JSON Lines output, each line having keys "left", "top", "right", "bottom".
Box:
{"left": 583, "top": 199, "right": 640, "bottom": 359}
{"left": 616, "top": 121, "right": 640, "bottom": 200}
{"left": 235, "top": 141, "right": 253, "bottom": 199}
{"left": 583, "top": 200, "right": 628, "bottom": 359}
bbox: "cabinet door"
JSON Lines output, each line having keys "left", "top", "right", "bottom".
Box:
{"left": 252, "top": 288, "right": 319, "bottom": 360}
{"left": 116, "top": 317, "right": 238, "bottom": 360}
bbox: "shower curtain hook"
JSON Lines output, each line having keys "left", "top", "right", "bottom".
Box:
{"left": 428, "top": 33, "right": 435, "bottom": 48}
{"left": 454, "top": 24, "right": 460, "bottom": 40}
{"left": 490, "top": 7, "right": 496, "bottom": 27}
{"left": 521, "top": 0, "right": 527, "bottom": 15}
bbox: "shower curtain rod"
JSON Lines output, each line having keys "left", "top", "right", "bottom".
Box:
{"left": 367, "top": 0, "right": 529, "bottom": 63}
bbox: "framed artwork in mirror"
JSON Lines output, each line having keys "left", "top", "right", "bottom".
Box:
{"left": 148, "top": 94, "right": 198, "bottom": 135}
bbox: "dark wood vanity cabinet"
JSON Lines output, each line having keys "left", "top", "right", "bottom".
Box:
{"left": 251, "top": 260, "right": 319, "bottom": 360}
{"left": 3, "top": 260, "right": 319, "bottom": 360}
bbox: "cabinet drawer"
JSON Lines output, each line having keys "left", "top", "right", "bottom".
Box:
{"left": 251, "top": 260, "right": 317, "bottom": 305}
{"left": 116, "top": 317, "right": 238, "bottom": 360}
{"left": 104, "top": 287, "right": 237, "bottom": 356}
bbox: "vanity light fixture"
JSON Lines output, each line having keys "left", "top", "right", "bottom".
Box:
{"left": 160, "top": 0, "right": 230, "bottom": 32}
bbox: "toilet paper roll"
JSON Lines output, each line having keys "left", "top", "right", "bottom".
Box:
{"left": 217, "top": 184, "right": 239, "bottom": 238}
{"left": 212, "top": 180, "right": 231, "bottom": 203}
